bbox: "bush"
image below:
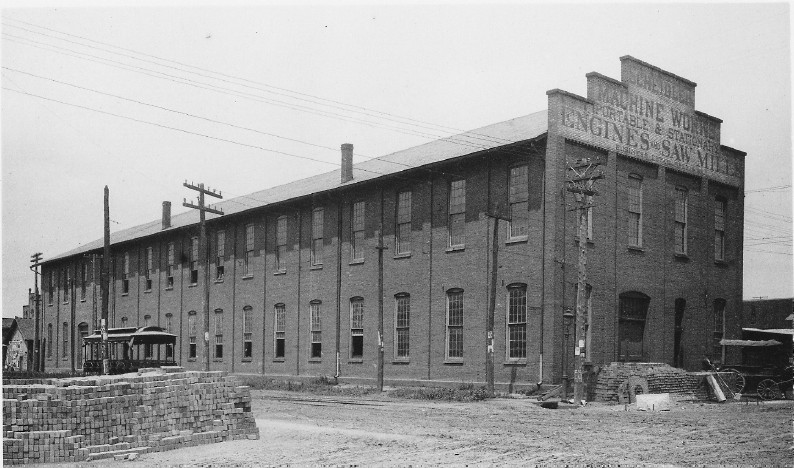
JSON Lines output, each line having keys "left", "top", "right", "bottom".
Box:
{"left": 388, "top": 384, "right": 493, "bottom": 402}
{"left": 236, "top": 374, "right": 377, "bottom": 396}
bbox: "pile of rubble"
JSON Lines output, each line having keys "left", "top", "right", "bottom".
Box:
{"left": 592, "top": 362, "right": 705, "bottom": 402}
{"left": 2, "top": 368, "right": 258, "bottom": 464}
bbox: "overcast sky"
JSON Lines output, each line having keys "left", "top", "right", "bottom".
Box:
{"left": 2, "top": 2, "right": 792, "bottom": 317}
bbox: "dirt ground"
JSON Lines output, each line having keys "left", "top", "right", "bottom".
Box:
{"left": 29, "top": 390, "right": 794, "bottom": 466}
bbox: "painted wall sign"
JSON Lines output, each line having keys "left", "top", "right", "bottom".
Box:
{"left": 551, "top": 57, "right": 743, "bottom": 187}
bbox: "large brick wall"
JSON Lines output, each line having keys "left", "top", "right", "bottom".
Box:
{"left": 2, "top": 369, "right": 258, "bottom": 465}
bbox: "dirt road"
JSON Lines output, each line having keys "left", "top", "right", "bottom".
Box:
{"left": 34, "top": 390, "right": 794, "bottom": 466}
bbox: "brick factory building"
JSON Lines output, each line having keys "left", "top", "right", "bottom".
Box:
{"left": 38, "top": 56, "right": 745, "bottom": 388}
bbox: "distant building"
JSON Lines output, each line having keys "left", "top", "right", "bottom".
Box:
{"left": 742, "top": 298, "right": 793, "bottom": 330}
{"left": 39, "top": 56, "right": 745, "bottom": 386}
{"left": 2, "top": 317, "right": 34, "bottom": 371}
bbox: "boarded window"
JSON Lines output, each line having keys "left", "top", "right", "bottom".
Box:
{"left": 312, "top": 209, "right": 324, "bottom": 266}
{"left": 448, "top": 180, "right": 466, "bottom": 247}
{"left": 509, "top": 166, "right": 529, "bottom": 238}
{"left": 396, "top": 191, "right": 412, "bottom": 254}
{"left": 351, "top": 202, "right": 366, "bottom": 261}
{"left": 276, "top": 217, "right": 287, "bottom": 271}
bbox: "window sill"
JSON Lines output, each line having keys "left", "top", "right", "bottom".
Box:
{"left": 443, "top": 360, "right": 464, "bottom": 366}
{"left": 348, "top": 358, "right": 364, "bottom": 364}
{"left": 213, "top": 359, "right": 224, "bottom": 362}
{"left": 165, "top": 287, "right": 174, "bottom": 291}
{"left": 187, "top": 358, "right": 196, "bottom": 362}
{"left": 272, "top": 358, "right": 285, "bottom": 363}
{"left": 506, "top": 237, "right": 528, "bottom": 245}
{"left": 121, "top": 293, "right": 129, "bottom": 297}
{"left": 503, "top": 359, "right": 527, "bottom": 366}
{"left": 308, "top": 358, "right": 322, "bottom": 363}
{"left": 273, "top": 270, "right": 286, "bottom": 276}
{"left": 349, "top": 259, "right": 365, "bottom": 265}
{"left": 714, "top": 259, "right": 728, "bottom": 267}
{"left": 445, "top": 245, "right": 465, "bottom": 253}
{"left": 627, "top": 246, "right": 645, "bottom": 253}
{"left": 393, "top": 252, "right": 411, "bottom": 260}
{"left": 310, "top": 264, "right": 323, "bottom": 271}
{"left": 392, "top": 359, "right": 410, "bottom": 365}
{"left": 573, "top": 237, "right": 594, "bottom": 245}
{"left": 674, "top": 253, "right": 690, "bottom": 261}
{"left": 187, "top": 284, "right": 197, "bottom": 288}
{"left": 80, "top": 299, "right": 87, "bottom": 303}
{"left": 215, "top": 278, "right": 224, "bottom": 284}
{"left": 63, "top": 301, "right": 70, "bottom": 305}
{"left": 144, "top": 290, "right": 152, "bottom": 294}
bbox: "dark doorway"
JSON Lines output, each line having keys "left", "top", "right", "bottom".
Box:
{"left": 673, "top": 299, "right": 685, "bottom": 367}
{"left": 618, "top": 292, "right": 650, "bottom": 362}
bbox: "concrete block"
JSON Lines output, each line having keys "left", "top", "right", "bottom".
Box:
{"left": 635, "top": 393, "right": 672, "bottom": 411}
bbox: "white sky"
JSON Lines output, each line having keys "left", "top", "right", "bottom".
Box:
{"left": 2, "top": 2, "right": 792, "bottom": 318}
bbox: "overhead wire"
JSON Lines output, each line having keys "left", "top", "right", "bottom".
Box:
{"left": 2, "top": 16, "right": 521, "bottom": 148}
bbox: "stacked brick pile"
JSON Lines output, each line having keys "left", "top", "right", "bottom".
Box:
{"left": 2, "top": 369, "right": 259, "bottom": 465}
{"left": 592, "top": 362, "right": 703, "bottom": 402}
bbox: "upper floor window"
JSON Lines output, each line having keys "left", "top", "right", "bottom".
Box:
{"left": 714, "top": 198, "right": 726, "bottom": 261}
{"left": 244, "top": 224, "right": 254, "bottom": 277}
{"left": 122, "top": 253, "right": 130, "bottom": 294}
{"left": 674, "top": 187, "right": 688, "bottom": 255}
{"left": 310, "top": 301, "right": 322, "bottom": 359}
{"left": 243, "top": 306, "right": 253, "bottom": 359}
{"left": 507, "top": 284, "right": 528, "bottom": 360}
{"left": 63, "top": 267, "right": 70, "bottom": 302}
{"left": 62, "top": 322, "right": 69, "bottom": 358}
{"left": 121, "top": 316, "right": 128, "bottom": 328}
{"left": 143, "top": 314, "right": 151, "bottom": 327}
{"left": 80, "top": 263, "right": 88, "bottom": 300}
{"left": 145, "top": 247, "right": 154, "bottom": 291}
{"left": 276, "top": 217, "right": 287, "bottom": 272}
{"left": 165, "top": 313, "right": 174, "bottom": 358}
{"left": 216, "top": 230, "right": 226, "bottom": 281}
{"left": 394, "top": 294, "right": 410, "bottom": 359}
{"left": 396, "top": 191, "right": 412, "bottom": 255}
{"left": 47, "top": 324, "right": 53, "bottom": 357}
{"left": 350, "top": 297, "right": 364, "bottom": 358}
{"left": 448, "top": 179, "right": 466, "bottom": 248}
{"left": 166, "top": 242, "right": 175, "bottom": 288}
{"left": 351, "top": 202, "right": 365, "bottom": 261}
{"left": 190, "top": 237, "right": 199, "bottom": 285}
{"left": 446, "top": 289, "right": 464, "bottom": 360}
{"left": 508, "top": 165, "right": 529, "bottom": 239}
{"left": 312, "top": 208, "right": 324, "bottom": 266}
{"left": 48, "top": 271, "right": 54, "bottom": 304}
{"left": 627, "top": 175, "right": 643, "bottom": 247}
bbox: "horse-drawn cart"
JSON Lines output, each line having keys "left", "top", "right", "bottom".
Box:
{"left": 718, "top": 328, "right": 793, "bottom": 400}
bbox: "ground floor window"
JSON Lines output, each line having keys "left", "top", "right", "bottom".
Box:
{"left": 310, "top": 301, "right": 321, "bottom": 359}
{"left": 274, "top": 304, "right": 286, "bottom": 359}
{"left": 507, "top": 284, "right": 527, "bottom": 359}
{"left": 350, "top": 297, "right": 364, "bottom": 359}
{"left": 243, "top": 306, "right": 253, "bottom": 359}
{"left": 446, "top": 289, "right": 464, "bottom": 360}
{"left": 188, "top": 311, "right": 197, "bottom": 359}
{"left": 395, "top": 294, "right": 410, "bottom": 359}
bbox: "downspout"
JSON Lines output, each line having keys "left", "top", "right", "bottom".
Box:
{"left": 538, "top": 143, "right": 546, "bottom": 385}
{"left": 426, "top": 177, "right": 434, "bottom": 380}
{"left": 335, "top": 200, "right": 343, "bottom": 380}
{"left": 296, "top": 209, "right": 302, "bottom": 376}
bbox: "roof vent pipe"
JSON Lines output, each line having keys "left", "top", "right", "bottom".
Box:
{"left": 162, "top": 201, "right": 171, "bottom": 230}
{"left": 341, "top": 143, "right": 354, "bottom": 183}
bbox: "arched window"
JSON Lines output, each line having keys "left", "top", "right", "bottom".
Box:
{"left": 242, "top": 306, "right": 253, "bottom": 359}
{"left": 47, "top": 324, "right": 53, "bottom": 358}
{"left": 507, "top": 284, "right": 528, "bottom": 360}
{"left": 274, "top": 303, "right": 286, "bottom": 359}
{"left": 394, "top": 294, "right": 410, "bottom": 359}
{"left": 713, "top": 299, "right": 726, "bottom": 361}
{"left": 673, "top": 298, "right": 686, "bottom": 367}
{"left": 309, "top": 301, "right": 321, "bottom": 359}
{"left": 187, "top": 311, "right": 197, "bottom": 359}
{"left": 618, "top": 291, "right": 650, "bottom": 361}
{"left": 214, "top": 309, "right": 224, "bottom": 359}
{"left": 350, "top": 297, "right": 364, "bottom": 359}
{"left": 446, "top": 289, "right": 464, "bottom": 360}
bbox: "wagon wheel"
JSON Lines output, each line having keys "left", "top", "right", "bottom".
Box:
{"left": 757, "top": 379, "right": 781, "bottom": 400}
{"left": 720, "top": 368, "right": 746, "bottom": 394}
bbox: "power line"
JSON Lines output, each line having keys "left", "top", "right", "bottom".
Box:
{"left": 2, "top": 16, "right": 520, "bottom": 148}
{"left": 745, "top": 184, "right": 791, "bottom": 193}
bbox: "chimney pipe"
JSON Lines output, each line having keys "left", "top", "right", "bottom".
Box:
{"left": 341, "top": 143, "right": 354, "bottom": 184}
{"left": 162, "top": 201, "right": 171, "bottom": 230}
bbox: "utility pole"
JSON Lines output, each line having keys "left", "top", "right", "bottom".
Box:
{"left": 30, "top": 252, "right": 43, "bottom": 372}
{"left": 101, "top": 186, "right": 111, "bottom": 375}
{"left": 375, "top": 190, "right": 387, "bottom": 392}
{"left": 566, "top": 155, "right": 604, "bottom": 405}
{"left": 183, "top": 181, "right": 223, "bottom": 372}
{"left": 486, "top": 207, "right": 510, "bottom": 396}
